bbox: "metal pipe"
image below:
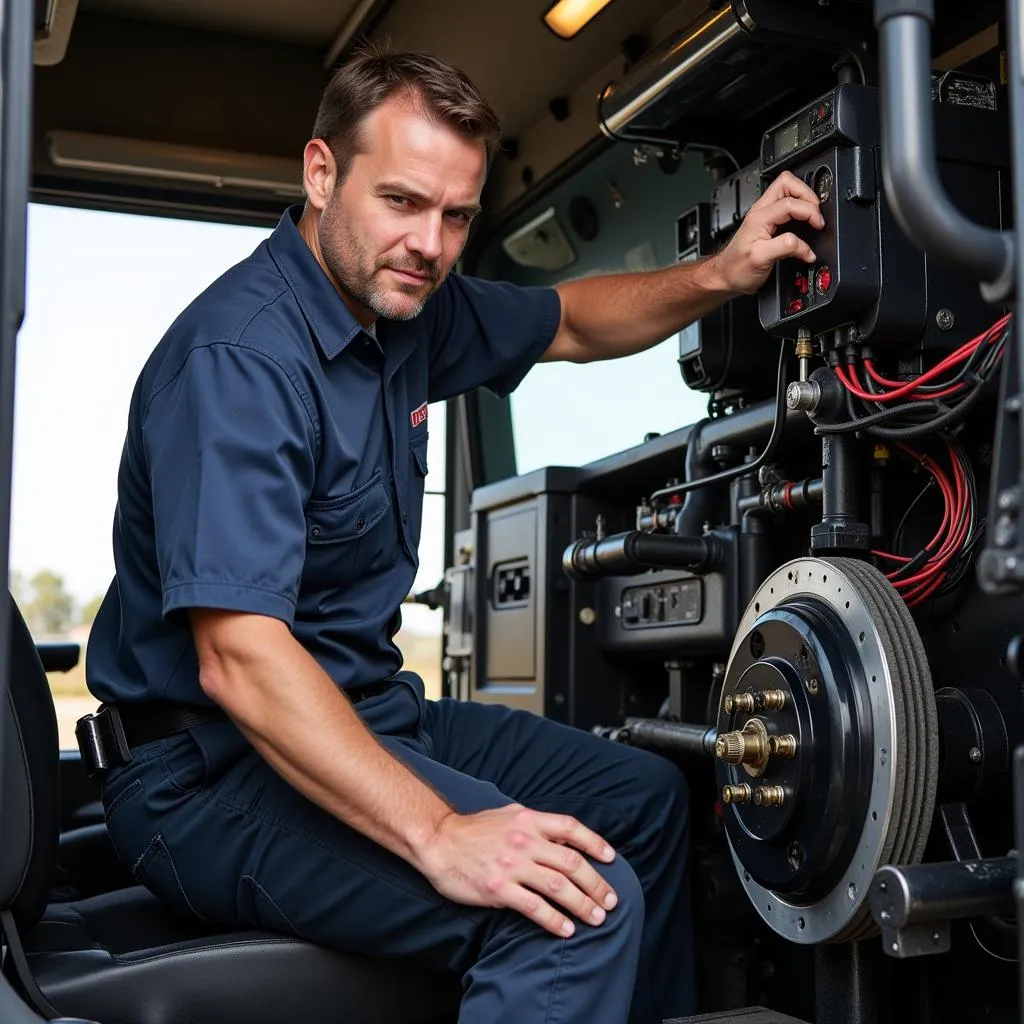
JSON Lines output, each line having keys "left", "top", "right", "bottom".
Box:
{"left": 869, "top": 858, "right": 1015, "bottom": 928}
{"left": 874, "top": 1, "right": 1013, "bottom": 291}
{"left": 619, "top": 718, "right": 718, "bottom": 757}
{"left": 562, "top": 531, "right": 719, "bottom": 581}
{"left": 598, "top": 7, "right": 747, "bottom": 138}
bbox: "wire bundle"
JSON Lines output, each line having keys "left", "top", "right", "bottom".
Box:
{"left": 870, "top": 439, "right": 981, "bottom": 608}
{"left": 821, "top": 313, "right": 1012, "bottom": 440}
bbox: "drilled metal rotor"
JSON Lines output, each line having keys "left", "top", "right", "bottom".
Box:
{"left": 717, "top": 556, "right": 938, "bottom": 944}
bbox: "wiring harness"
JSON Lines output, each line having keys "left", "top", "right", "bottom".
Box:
{"left": 819, "top": 313, "right": 1011, "bottom": 608}
{"left": 820, "top": 313, "right": 1012, "bottom": 440}
{"left": 869, "top": 438, "right": 981, "bottom": 608}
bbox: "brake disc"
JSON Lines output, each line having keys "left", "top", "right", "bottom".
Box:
{"left": 714, "top": 556, "right": 938, "bottom": 944}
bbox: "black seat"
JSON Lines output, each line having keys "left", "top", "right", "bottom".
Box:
{"left": 0, "top": 595, "right": 462, "bottom": 1024}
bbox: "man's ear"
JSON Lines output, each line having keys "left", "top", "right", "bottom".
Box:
{"left": 303, "top": 139, "right": 337, "bottom": 212}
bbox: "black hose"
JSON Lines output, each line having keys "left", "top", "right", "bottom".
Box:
{"left": 562, "top": 531, "right": 720, "bottom": 581}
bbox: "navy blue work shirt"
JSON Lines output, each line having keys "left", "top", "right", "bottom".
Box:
{"left": 86, "top": 206, "right": 560, "bottom": 706}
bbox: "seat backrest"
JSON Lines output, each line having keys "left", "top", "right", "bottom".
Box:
{"left": 0, "top": 593, "right": 60, "bottom": 930}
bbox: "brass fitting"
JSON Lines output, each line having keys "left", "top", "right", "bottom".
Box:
{"left": 715, "top": 717, "right": 770, "bottom": 777}
{"left": 756, "top": 689, "right": 787, "bottom": 711}
{"left": 724, "top": 692, "right": 755, "bottom": 714}
{"left": 768, "top": 734, "right": 798, "bottom": 758}
{"left": 754, "top": 785, "right": 786, "bottom": 807}
{"left": 721, "top": 783, "right": 752, "bottom": 805}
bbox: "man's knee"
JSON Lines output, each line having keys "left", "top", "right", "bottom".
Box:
{"left": 585, "top": 852, "right": 645, "bottom": 951}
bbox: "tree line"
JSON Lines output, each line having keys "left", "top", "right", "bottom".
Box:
{"left": 10, "top": 570, "right": 102, "bottom": 638}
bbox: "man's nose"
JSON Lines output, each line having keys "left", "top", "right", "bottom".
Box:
{"left": 407, "top": 214, "right": 444, "bottom": 262}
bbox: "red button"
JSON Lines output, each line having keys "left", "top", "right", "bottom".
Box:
{"left": 815, "top": 266, "right": 832, "bottom": 294}
{"left": 787, "top": 298, "right": 804, "bottom": 315}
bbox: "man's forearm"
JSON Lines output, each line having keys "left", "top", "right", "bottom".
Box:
{"left": 192, "top": 612, "right": 452, "bottom": 868}
{"left": 548, "top": 256, "right": 736, "bottom": 363}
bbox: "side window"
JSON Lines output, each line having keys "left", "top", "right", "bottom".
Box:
{"left": 474, "top": 144, "right": 717, "bottom": 475}
{"left": 12, "top": 203, "right": 445, "bottom": 747}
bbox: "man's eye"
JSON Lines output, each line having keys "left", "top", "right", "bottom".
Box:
{"left": 387, "top": 195, "right": 409, "bottom": 207}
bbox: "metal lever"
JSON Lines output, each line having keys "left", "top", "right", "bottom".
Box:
{"left": 868, "top": 857, "right": 1015, "bottom": 959}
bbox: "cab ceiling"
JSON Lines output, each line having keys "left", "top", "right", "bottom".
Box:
{"left": 32, "top": 0, "right": 691, "bottom": 224}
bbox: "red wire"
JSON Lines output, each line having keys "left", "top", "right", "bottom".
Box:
{"left": 870, "top": 441, "right": 970, "bottom": 607}
{"left": 829, "top": 314, "right": 1006, "bottom": 607}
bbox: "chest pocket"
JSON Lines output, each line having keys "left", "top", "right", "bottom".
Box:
{"left": 304, "top": 469, "right": 397, "bottom": 585}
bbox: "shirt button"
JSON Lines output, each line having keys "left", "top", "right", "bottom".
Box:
{"left": 311, "top": 526, "right": 321, "bottom": 538}
{"left": 357, "top": 517, "right": 366, "bottom": 531}
{"left": 401, "top": 512, "right": 408, "bottom": 523}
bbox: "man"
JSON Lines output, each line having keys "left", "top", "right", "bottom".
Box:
{"left": 85, "top": 47, "right": 822, "bottom": 1024}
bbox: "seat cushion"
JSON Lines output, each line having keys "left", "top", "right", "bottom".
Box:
{"left": 25, "top": 886, "right": 462, "bottom": 1024}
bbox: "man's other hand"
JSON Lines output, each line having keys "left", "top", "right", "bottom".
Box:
{"left": 711, "top": 169, "right": 824, "bottom": 295}
{"left": 417, "top": 805, "right": 619, "bottom": 938}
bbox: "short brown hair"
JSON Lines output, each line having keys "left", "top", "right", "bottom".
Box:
{"left": 312, "top": 44, "right": 503, "bottom": 183}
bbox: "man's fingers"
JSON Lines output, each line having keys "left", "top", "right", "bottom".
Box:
{"left": 758, "top": 233, "right": 817, "bottom": 267}
{"left": 536, "top": 812, "right": 616, "bottom": 863}
{"left": 523, "top": 863, "right": 608, "bottom": 927}
{"left": 757, "top": 169, "right": 819, "bottom": 208}
{"left": 506, "top": 882, "right": 578, "bottom": 938}
{"left": 755, "top": 196, "right": 824, "bottom": 232}
{"left": 535, "top": 840, "right": 618, "bottom": 912}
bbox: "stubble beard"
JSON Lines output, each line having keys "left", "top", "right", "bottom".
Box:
{"left": 319, "top": 194, "right": 445, "bottom": 322}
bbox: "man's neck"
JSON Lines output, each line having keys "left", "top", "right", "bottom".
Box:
{"left": 296, "top": 207, "right": 378, "bottom": 330}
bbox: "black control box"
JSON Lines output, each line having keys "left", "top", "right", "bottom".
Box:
{"left": 757, "top": 83, "right": 1010, "bottom": 353}
{"left": 676, "top": 162, "right": 776, "bottom": 400}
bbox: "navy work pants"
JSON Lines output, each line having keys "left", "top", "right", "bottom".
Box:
{"left": 101, "top": 676, "right": 695, "bottom": 1023}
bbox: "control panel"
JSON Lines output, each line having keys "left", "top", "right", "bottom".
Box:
{"left": 757, "top": 82, "right": 1008, "bottom": 353}
{"left": 621, "top": 578, "right": 703, "bottom": 629}
{"left": 493, "top": 559, "right": 531, "bottom": 608}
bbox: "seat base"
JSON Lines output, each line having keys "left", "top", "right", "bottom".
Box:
{"left": 25, "top": 886, "right": 461, "bottom": 1024}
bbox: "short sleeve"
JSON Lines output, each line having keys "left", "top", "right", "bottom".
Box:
{"left": 141, "top": 343, "right": 318, "bottom": 626}
{"left": 424, "top": 274, "right": 562, "bottom": 403}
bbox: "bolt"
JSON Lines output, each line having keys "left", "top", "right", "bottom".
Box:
{"left": 753, "top": 785, "right": 785, "bottom": 807}
{"left": 729, "top": 693, "right": 756, "bottom": 713}
{"left": 769, "top": 735, "right": 798, "bottom": 758}
{"left": 936, "top": 308, "right": 955, "bottom": 331}
{"left": 579, "top": 607, "right": 596, "bottom": 626}
{"left": 724, "top": 695, "right": 734, "bottom": 714}
{"left": 969, "top": 746, "right": 982, "bottom": 763}
{"left": 756, "top": 689, "right": 787, "bottom": 711}
{"left": 807, "top": 678, "right": 820, "bottom": 695}
{"left": 788, "top": 842, "right": 804, "bottom": 869}
{"left": 750, "top": 631, "right": 766, "bottom": 659}
{"left": 722, "top": 783, "right": 752, "bottom": 805}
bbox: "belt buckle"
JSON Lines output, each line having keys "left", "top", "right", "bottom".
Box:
{"left": 75, "top": 705, "right": 134, "bottom": 776}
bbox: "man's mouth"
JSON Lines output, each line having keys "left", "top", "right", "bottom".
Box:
{"left": 386, "top": 264, "right": 436, "bottom": 287}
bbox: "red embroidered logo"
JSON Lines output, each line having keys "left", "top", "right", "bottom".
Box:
{"left": 410, "top": 402, "right": 428, "bottom": 429}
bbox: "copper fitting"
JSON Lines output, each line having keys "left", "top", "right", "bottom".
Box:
{"left": 768, "top": 734, "right": 798, "bottom": 758}
{"left": 753, "top": 785, "right": 786, "bottom": 807}
{"left": 755, "top": 689, "right": 787, "bottom": 711}
{"left": 721, "top": 783, "right": 752, "bottom": 805}
{"left": 724, "top": 692, "right": 755, "bottom": 714}
{"left": 715, "top": 717, "right": 770, "bottom": 777}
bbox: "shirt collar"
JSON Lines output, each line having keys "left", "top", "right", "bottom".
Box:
{"left": 267, "top": 205, "right": 368, "bottom": 360}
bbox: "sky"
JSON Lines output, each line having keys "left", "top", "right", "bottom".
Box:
{"left": 11, "top": 202, "right": 708, "bottom": 634}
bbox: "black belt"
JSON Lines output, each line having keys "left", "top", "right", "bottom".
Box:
{"left": 115, "top": 700, "right": 227, "bottom": 749}
{"left": 77, "top": 684, "right": 391, "bottom": 776}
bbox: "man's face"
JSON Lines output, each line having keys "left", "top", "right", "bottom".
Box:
{"left": 313, "top": 95, "right": 486, "bottom": 322}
